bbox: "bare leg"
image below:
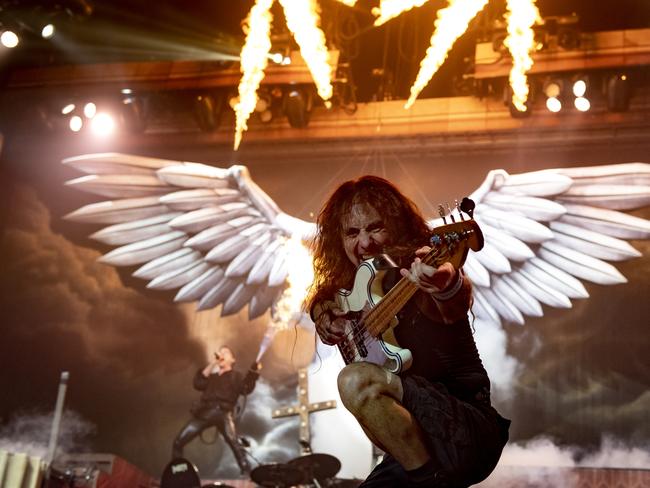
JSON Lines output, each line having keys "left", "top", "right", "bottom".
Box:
{"left": 338, "top": 362, "right": 430, "bottom": 470}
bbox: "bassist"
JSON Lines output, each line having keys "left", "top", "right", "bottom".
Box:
{"left": 307, "top": 176, "right": 510, "bottom": 487}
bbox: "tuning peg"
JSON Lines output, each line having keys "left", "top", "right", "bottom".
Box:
{"left": 459, "top": 197, "right": 475, "bottom": 218}
{"left": 446, "top": 203, "right": 456, "bottom": 223}
{"left": 437, "top": 204, "right": 447, "bottom": 224}
{"left": 455, "top": 200, "right": 465, "bottom": 221}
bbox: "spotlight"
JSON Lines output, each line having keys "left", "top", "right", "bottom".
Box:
{"left": 61, "top": 103, "right": 76, "bottom": 115}
{"left": 255, "top": 93, "right": 271, "bottom": 113}
{"left": 84, "top": 102, "right": 97, "bottom": 119}
{"left": 543, "top": 79, "right": 563, "bottom": 99}
{"left": 69, "top": 115, "right": 83, "bottom": 132}
{"left": 120, "top": 96, "right": 147, "bottom": 133}
{"left": 259, "top": 109, "right": 273, "bottom": 123}
{"left": 572, "top": 79, "right": 587, "bottom": 98}
{"left": 607, "top": 73, "right": 632, "bottom": 112}
{"left": 546, "top": 97, "right": 562, "bottom": 113}
{"left": 283, "top": 88, "right": 310, "bottom": 128}
{"left": 90, "top": 113, "right": 115, "bottom": 137}
{"left": 543, "top": 78, "right": 565, "bottom": 113}
{"left": 193, "top": 93, "right": 223, "bottom": 132}
{"left": 574, "top": 97, "right": 590, "bottom": 112}
{"left": 270, "top": 52, "right": 283, "bottom": 64}
{"left": 1, "top": 30, "right": 19, "bottom": 48}
{"left": 41, "top": 24, "right": 55, "bottom": 39}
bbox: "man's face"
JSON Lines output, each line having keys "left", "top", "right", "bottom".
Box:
{"left": 218, "top": 347, "right": 236, "bottom": 368}
{"left": 341, "top": 203, "right": 392, "bottom": 267}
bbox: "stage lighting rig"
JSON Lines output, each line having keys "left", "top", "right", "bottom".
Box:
{"left": 283, "top": 88, "right": 311, "bottom": 128}
{"left": 542, "top": 77, "right": 564, "bottom": 113}
{"left": 607, "top": 73, "right": 632, "bottom": 112}
{"left": 0, "top": 28, "right": 18, "bottom": 48}
{"left": 193, "top": 92, "right": 223, "bottom": 132}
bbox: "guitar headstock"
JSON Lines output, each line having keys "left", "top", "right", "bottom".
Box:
{"left": 428, "top": 198, "right": 483, "bottom": 270}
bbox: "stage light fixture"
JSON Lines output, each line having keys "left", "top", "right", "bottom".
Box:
{"left": 546, "top": 97, "right": 562, "bottom": 113}
{"left": 255, "top": 92, "right": 272, "bottom": 113}
{"left": 503, "top": 85, "right": 532, "bottom": 118}
{"left": 41, "top": 24, "right": 55, "bottom": 39}
{"left": 259, "top": 109, "right": 273, "bottom": 123}
{"left": 121, "top": 96, "right": 147, "bottom": 133}
{"left": 61, "top": 103, "right": 76, "bottom": 115}
{"left": 574, "top": 97, "right": 590, "bottom": 112}
{"left": 572, "top": 79, "right": 586, "bottom": 98}
{"left": 557, "top": 27, "right": 580, "bottom": 50}
{"left": 69, "top": 115, "right": 83, "bottom": 132}
{"left": 270, "top": 52, "right": 283, "bottom": 64}
{"left": 607, "top": 73, "right": 632, "bottom": 112}
{"left": 84, "top": 102, "right": 97, "bottom": 119}
{"left": 1, "top": 30, "right": 19, "bottom": 48}
{"left": 193, "top": 93, "right": 223, "bottom": 132}
{"left": 283, "top": 88, "right": 310, "bottom": 128}
{"left": 90, "top": 113, "right": 115, "bottom": 137}
{"left": 228, "top": 95, "right": 239, "bottom": 110}
{"left": 543, "top": 79, "right": 563, "bottom": 99}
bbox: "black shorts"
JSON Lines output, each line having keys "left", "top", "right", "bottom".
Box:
{"left": 361, "top": 375, "right": 510, "bottom": 487}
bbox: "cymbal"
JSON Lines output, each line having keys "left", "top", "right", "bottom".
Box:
{"left": 250, "top": 463, "right": 304, "bottom": 487}
{"left": 288, "top": 453, "right": 341, "bottom": 481}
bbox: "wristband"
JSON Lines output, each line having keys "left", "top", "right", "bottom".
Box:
{"left": 430, "top": 271, "right": 463, "bottom": 301}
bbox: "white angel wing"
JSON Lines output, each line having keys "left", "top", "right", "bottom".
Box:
{"left": 433, "top": 163, "right": 650, "bottom": 327}
{"left": 63, "top": 152, "right": 316, "bottom": 320}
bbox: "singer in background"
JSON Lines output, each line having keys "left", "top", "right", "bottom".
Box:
{"left": 171, "top": 345, "right": 261, "bottom": 474}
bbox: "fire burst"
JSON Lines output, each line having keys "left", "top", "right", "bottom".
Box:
{"left": 234, "top": 0, "right": 541, "bottom": 149}
{"left": 234, "top": 0, "right": 336, "bottom": 150}
{"left": 372, "top": 0, "right": 541, "bottom": 111}
{"left": 272, "top": 235, "right": 314, "bottom": 329}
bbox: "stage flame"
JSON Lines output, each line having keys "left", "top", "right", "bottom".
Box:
{"left": 372, "top": 0, "right": 429, "bottom": 26}
{"left": 405, "top": 0, "right": 489, "bottom": 109}
{"left": 272, "top": 235, "right": 314, "bottom": 329}
{"left": 503, "top": 0, "right": 541, "bottom": 111}
{"left": 279, "top": 0, "right": 333, "bottom": 102}
{"left": 234, "top": 0, "right": 274, "bottom": 151}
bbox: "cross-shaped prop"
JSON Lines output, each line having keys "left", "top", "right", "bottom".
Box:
{"left": 272, "top": 368, "right": 337, "bottom": 454}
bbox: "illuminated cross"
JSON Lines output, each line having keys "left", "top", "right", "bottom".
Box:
{"left": 272, "top": 368, "right": 337, "bottom": 454}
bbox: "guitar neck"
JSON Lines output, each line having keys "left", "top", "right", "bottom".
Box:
{"left": 364, "top": 248, "right": 445, "bottom": 337}
{"left": 363, "top": 217, "right": 481, "bottom": 338}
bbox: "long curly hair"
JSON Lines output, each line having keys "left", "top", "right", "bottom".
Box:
{"left": 306, "top": 175, "right": 431, "bottom": 311}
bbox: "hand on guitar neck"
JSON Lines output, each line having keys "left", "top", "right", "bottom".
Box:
{"left": 400, "top": 247, "right": 459, "bottom": 295}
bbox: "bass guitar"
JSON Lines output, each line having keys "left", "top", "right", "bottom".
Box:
{"left": 335, "top": 198, "right": 483, "bottom": 373}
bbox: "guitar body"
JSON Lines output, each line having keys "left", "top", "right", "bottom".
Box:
{"left": 336, "top": 257, "right": 413, "bottom": 374}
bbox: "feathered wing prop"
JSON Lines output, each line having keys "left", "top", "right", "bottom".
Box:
{"left": 440, "top": 163, "right": 650, "bottom": 327}
{"left": 64, "top": 154, "right": 650, "bottom": 330}
{"left": 63, "top": 153, "right": 316, "bottom": 322}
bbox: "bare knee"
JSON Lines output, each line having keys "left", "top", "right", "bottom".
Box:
{"left": 337, "top": 363, "right": 388, "bottom": 415}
